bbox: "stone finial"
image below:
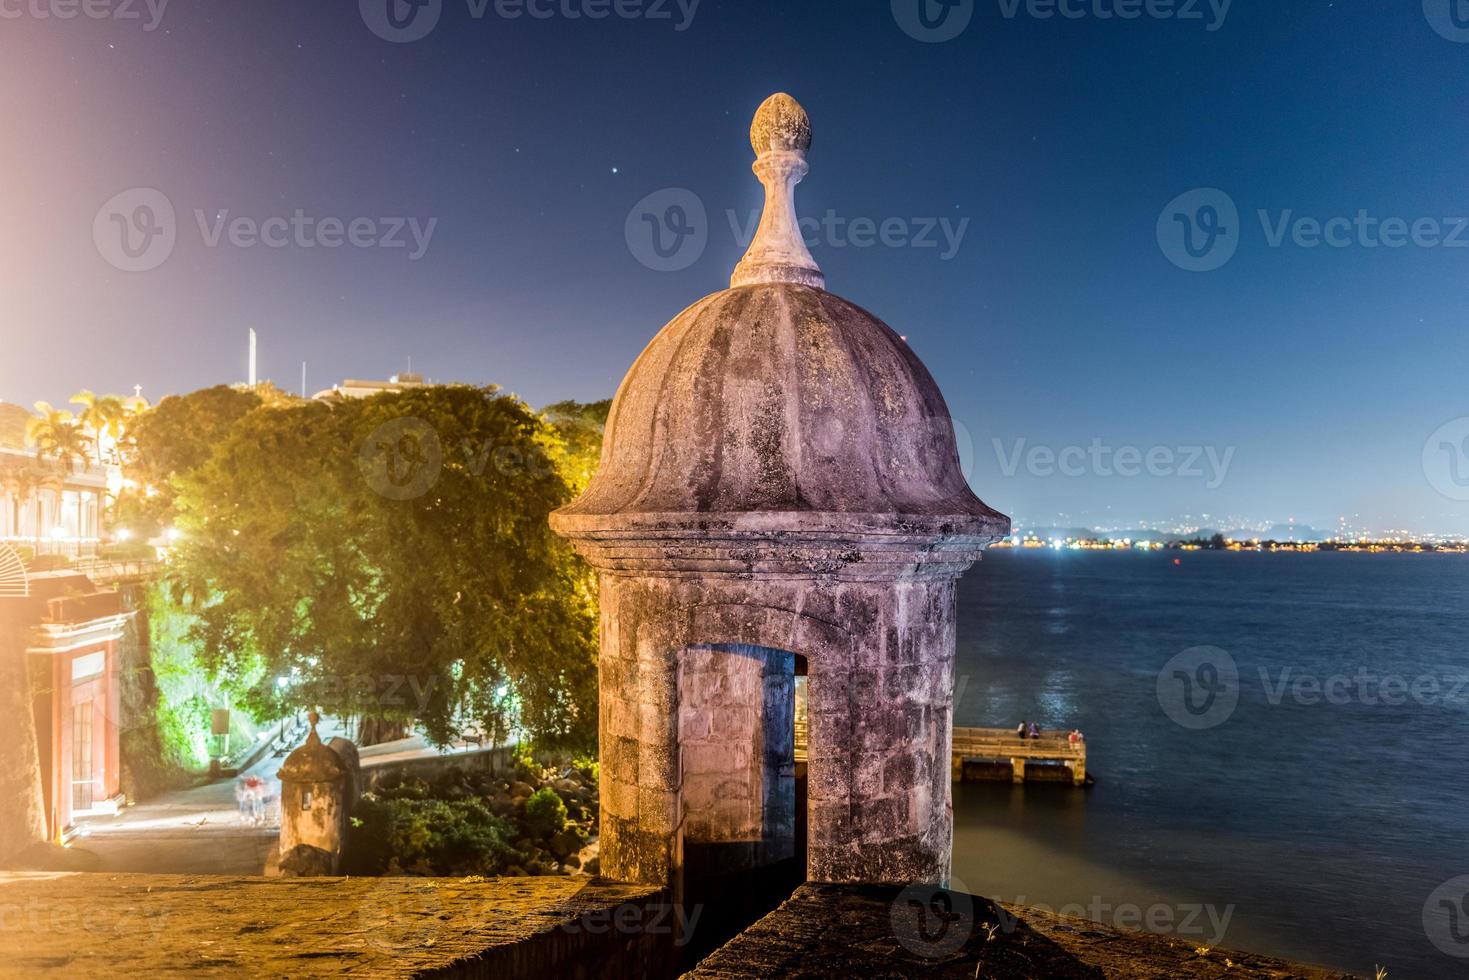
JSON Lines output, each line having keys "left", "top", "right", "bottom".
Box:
{"left": 750, "top": 92, "right": 812, "bottom": 153}
{"left": 306, "top": 709, "right": 321, "bottom": 743}
{"left": 731, "top": 93, "right": 825, "bottom": 290}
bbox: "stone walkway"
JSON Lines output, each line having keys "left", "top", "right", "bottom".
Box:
{"left": 65, "top": 718, "right": 354, "bottom": 876}
{"left": 0, "top": 873, "right": 670, "bottom": 977}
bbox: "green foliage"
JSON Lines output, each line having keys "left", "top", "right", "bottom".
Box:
{"left": 540, "top": 399, "right": 611, "bottom": 496}
{"left": 344, "top": 792, "right": 517, "bottom": 876}
{"left": 120, "top": 385, "right": 263, "bottom": 532}
{"left": 169, "top": 385, "right": 599, "bottom": 750}
{"left": 144, "top": 583, "right": 265, "bottom": 770}
{"left": 522, "top": 786, "right": 568, "bottom": 839}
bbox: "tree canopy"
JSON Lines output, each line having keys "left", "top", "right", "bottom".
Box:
{"left": 167, "top": 386, "right": 602, "bottom": 750}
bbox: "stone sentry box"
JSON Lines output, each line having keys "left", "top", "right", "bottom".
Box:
{"left": 552, "top": 94, "right": 1009, "bottom": 896}
{"left": 277, "top": 712, "right": 359, "bottom": 875}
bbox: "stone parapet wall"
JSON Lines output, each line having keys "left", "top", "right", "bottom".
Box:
{"left": 0, "top": 873, "right": 677, "bottom": 978}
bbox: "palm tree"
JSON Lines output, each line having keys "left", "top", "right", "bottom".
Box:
{"left": 0, "top": 455, "right": 58, "bottom": 551}
{"left": 26, "top": 402, "right": 91, "bottom": 475}
{"left": 71, "top": 390, "right": 127, "bottom": 465}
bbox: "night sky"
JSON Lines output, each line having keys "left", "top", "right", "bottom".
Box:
{"left": 4, "top": 1, "right": 1468, "bottom": 534}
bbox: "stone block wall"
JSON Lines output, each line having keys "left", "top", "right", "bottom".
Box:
{"left": 596, "top": 572, "right": 958, "bottom": 894}
{"left": 677, "top": 644, "right": 795, "bottom": 882}
{"left": 0, "top": 607, "right": 46, "bottom": 859}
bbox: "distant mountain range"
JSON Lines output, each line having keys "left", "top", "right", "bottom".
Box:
{"left": 1020, "top": 524, "right": 1329, "bottom": 543}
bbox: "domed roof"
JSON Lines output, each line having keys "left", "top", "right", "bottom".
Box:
{"left": 278, "top": 720, "right": 347, "bottom": 783}
{"left": 556, "top": 281, "right": 1005, "bottom": 531}
{"left": 552, "top": 94, "right": 1008, "bottom": 570}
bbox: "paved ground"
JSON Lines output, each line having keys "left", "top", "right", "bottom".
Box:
{"left": 0, "top": 873, "right": 671, "bottom": 978}
{"left": 68, "top": 718, "right": 352, "bottom": 876}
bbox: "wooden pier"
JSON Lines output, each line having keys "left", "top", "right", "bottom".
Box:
{"left": 793, "top": 723, "right": 1087, "bottom": 786}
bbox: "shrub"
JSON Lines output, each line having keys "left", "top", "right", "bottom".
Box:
{"left": 522, "top": 786, "right": 567, "bottom": 839}
{"left": 343, "top": 793, "right": 517, "bottom": 876}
